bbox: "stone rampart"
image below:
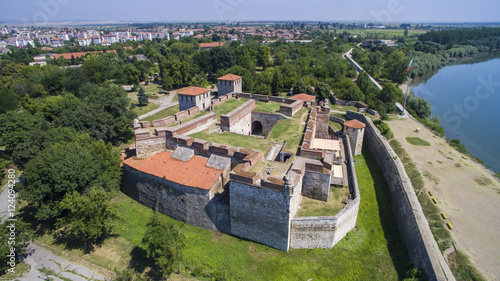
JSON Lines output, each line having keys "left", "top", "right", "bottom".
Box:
{"left": 153, "top": 116, "right": 176, "bottom": 127}
{"left": 290, "top": 135, "right": 360, "bottom": 249}
{"left": 250, "top": 112, "right": 287, "bottom": 136}
{"left": 345, "top": 111, "right": 454, "bottom": 281}
{"left": 279, "top": 100, "right": 303, "bottom": 117}
{"left": 220, "top": 99, "right": 255, "bottom": 135}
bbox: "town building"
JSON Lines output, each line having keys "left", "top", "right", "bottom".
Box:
{"left": 178, "top": 86, "right": 212, "bottom": 111}
{"left": 217, "top": 74, "right": 242, "bottom": 96}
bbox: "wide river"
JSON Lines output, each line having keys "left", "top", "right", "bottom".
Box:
{"left": 411, "top": 52, "right": 500, "bottom": 173}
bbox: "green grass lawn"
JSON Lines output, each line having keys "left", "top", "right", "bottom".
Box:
{"left": 254, "top": 101, "right": 281, "bottom": 114}
{"left": 330, "top": 120, "right": 343, "bottom": 132}
{"left": 191, "top": 107, "right": 308, "bottom": 154}
{"left": 344, "top": 29, "right": 427, "bottom": 37}
{"left": 296, "top": 186, "right": 350, "bottom": 217}
{"left": 133, "top": 103, "right": 160, "bottom": 117}
{"left": 16, "top": 146, "right": 410, "bottom": 280}
{"left": 140, "top": 105, "right": 179, "bottom": 123}
{"left": 213, "top": 98, "right": 249, "bottom": 117}
{"left": 406, "top": 137, "right": 431, "bottom": 146}
{"left": 329, "top": 103, "right": 358, "bottom": 113}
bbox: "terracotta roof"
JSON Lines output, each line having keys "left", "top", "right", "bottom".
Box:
{"left": 123, "top": 151, "right": 223, "bottom": 190}
{"left": 217, "top": 74, "right": 242, "bottom": 81}
{"left": 290, "top": 93, "right": 315, "bottom": 102}
{"left": 344, "top": 119, "right": 366, "bottom": 129}
{"left": 199, "top": 42, "right": 225, "bottom": 48}
{"left": 53, "top": 50, "right": 117, "bottom": 60}
{"left": 178, "top": 86, "right": 210, "bottom": 96}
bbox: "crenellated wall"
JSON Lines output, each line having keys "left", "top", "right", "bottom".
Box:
{"left": 345, "top": 111, "right": 454, "bottom": 281}
{"left": 289, "top": 135, "right": 360, "bottom": 249}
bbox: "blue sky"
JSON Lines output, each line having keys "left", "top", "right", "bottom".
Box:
{"left": 1, "top": 0, "right": 499, "bottom": 24}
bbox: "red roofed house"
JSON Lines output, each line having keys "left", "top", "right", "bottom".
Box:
{"left": 217, "top": 74, "right": 242, "bottom": 97}
{"left": 343, "top": 119, "right": 366, "bottom": 156}
{"left": 290, "top": 93, "right": 316, "bottom": 107}
{"left": 178, "top": 86, "right": 212, "bottom": 111}
{"left": 199, "top": 42, "right": 225, "bottom": 50}
{"left": 122, "top": 149, "right": 228, "bottom": 230}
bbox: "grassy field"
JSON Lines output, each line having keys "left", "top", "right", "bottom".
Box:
{"left": 191, "top": 108, "right": 308, "bottom": 154}
{"left": 14, "top": 146, "right": 411, "bottom": 280}
{"left": 254, "top": 101, "right": 281, "bottom": 114}
{"left": 296, "top": 186, "right": 350, "bottom": 217}
{"left": 406, "top": 137, "right": 431, "bottom": 146}
{"left": 140, "top": 105, "right": 179, "bottom": 123}
{"left": 329, "top": 120, "right": 343, "bottom": 132}
{"left": 132, "top": 103, "right": 160, "bottom": 117}
{"left": 212, "top": 98, "right": 249, "bottom": 117}
{"left": 343, "top": 29, "right": 427, "bottom": 37}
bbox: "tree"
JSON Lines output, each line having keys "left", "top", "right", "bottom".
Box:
{"left": 383, "top": 51, "right": 410, "bottom": 85}
{"left": 19, "top": 135, "right": 121, "bottom": 221}
{"left": 257, "top": 45, "right": 270, "bottom": 69}
{"left": 408, "top": 96, "right": 431, "bottom": 119}
{"left": 0, "top": 88, "right": 19, "bottom": 114}
{"left": 142, "top": 215, "right": 185, "bottom": 278}
{"left": 356, "top": 71, "right": 372, "bottom": 94}
{"left": 209, "top": 47, "right": 236, "bottom": 73}
{"left": 293, "top": 80, "right": 307, "bottom": 95}
{"left": 254, "top": 83, "right": 271, "bottom": 96}
{"left": 0, "top": 219, "right": 33, "bottom": 274}
{"left": 270, "top": 71, "right": 283, "bottom": 96}
{"left": 315, "top": 82, "right": 331, "bottom": 101}
{"left": 57, "top": 186, "right": 118, "bottom": 246}
{"left": 137, "top": 87, "right": 149, "bottom": 106}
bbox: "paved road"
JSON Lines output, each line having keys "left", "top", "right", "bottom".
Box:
{"left": 0, "top": 182, "right": 108, "bottom": 281}
{"left": 138, "top": 91, "right": 178, "bottom": 120}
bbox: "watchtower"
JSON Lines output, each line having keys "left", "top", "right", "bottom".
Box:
{"left": 217, "top": 74, "right": 242, "bottom": 96}
{"left": 343, "top": 119, "right": 366, "bottom": 156}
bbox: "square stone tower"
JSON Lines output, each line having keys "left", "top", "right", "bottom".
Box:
{"left": 217, "top": 74, "right": 242, "bottom": 96}
{"left": 343, "top": 119, "right": 366, "bottom": 156}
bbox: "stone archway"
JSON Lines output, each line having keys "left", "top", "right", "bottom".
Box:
{"left": 251, "top": 121, "right": 263, "bottom": 136}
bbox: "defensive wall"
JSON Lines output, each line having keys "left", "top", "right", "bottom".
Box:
{"left": 279, "top": 100, "right": 303, "bottom": 117}
{"left": 250, "top": 112, "right": 287, "bottom": 136}
{"left": 345, "top": 111, "right": 455, "bottom": 281}
{"left": 289, "top": 135, "right": 360, "bottom": 249}
{"left": 220, "top": 99, "right": 255, "bottom": 135}
{"left": 329, "top": 93, "right": 380, "bottom": 118}
{"left": 127, "top": 96, "right": 360, "bottom": 252}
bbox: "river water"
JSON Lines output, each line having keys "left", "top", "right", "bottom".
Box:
{"left": 411, "top": 52, "right": 500, "bottom": 173}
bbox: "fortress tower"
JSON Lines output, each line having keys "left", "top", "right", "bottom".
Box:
{"left": 343, "top": 119, "right": 365, "bottom": 156}
{"left": 217, "top": 74, "right": 242, "bottom": 96}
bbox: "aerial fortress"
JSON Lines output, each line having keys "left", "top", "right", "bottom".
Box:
{"left": 122, "top": 74, "right": 364, "bottom": 251}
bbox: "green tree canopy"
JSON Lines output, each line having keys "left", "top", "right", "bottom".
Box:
{"left": 142, "top": 215, "right": 185, "bottom": 278}
{"left": 57, "top": 186, "right": 119, "bottom": 246}
{"left": 315, "top": 82, "right": 331, "bottom": 101}
{"left": 270, "top": 70, "right": 283, "bottom": 96}
{"left": 19, "top": 135, "right": 121, "bottom": 221}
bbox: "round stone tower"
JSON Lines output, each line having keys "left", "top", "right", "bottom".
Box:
{"left": 343, "top": 119, "right": 366, "bottom": 156}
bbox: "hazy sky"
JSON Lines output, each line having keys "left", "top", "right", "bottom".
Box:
{"left": 1, "top": 0, "right": 499, "bottom": 24}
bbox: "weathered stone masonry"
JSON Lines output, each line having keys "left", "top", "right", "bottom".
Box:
{"left": 346, "top": 111, "right": 454, "bottom": 281}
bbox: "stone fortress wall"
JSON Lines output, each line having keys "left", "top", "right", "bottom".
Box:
{"left": 127, "top": 95, "right": 360, "bottom": 252}
{"left": 220, "top": 99, "right": 255, "bottom": 135}
{"left": 345, "top": 111, "right": 455, "bottom": 281}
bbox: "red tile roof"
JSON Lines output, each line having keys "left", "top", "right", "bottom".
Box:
{"left": 54, "top": 50, "right": 117, "bottom": 60}
{"left": 199, "top": 42, "right": 225, "bottom": 48}
{"left": 290, "top": 93, "right": 315, "bottom": 102}
{"left": 344, "top": 119, "right": 366, "bottom": 129}
{"left": 123, "top": 151, "right": 223, "bottom": 190}
{"left": 178, "top": 86, "right": 210, "bottom": 96}
{"left": 217, "top": 74, "right": 242, "bottom": 81}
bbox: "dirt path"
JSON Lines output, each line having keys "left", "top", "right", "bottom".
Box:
{"left": 138, "top": 91, "right": 178, "bottom": 120}
{"left": 387, "top": 116, "right": 500, "bottom": 281}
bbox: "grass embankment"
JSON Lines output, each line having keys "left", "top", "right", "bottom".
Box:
{"left": 389, "top": 139, "right": 486, "bottom": 281}
{"left": 329, "top": 120, "right": 343, "bottom": 132}
{"left": 132, "top": 103, "right": 160, "bottom": 116}
{"left": 406, "top": 137, "right": 431, "bottom": 146}
{"left": 12, "top": 147, "right": 411, "bottom": 280}
{"left": 254, "top": 101, "right": 281, "bottom": 114}
{"left": 140, "top": 105, "right": 179, "bottom": 123}
{"left": 191, "top": 108, "right": 308, "bottom": 154}
{"left": 296, "top": 186, "right": 349, "bottom": 217}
